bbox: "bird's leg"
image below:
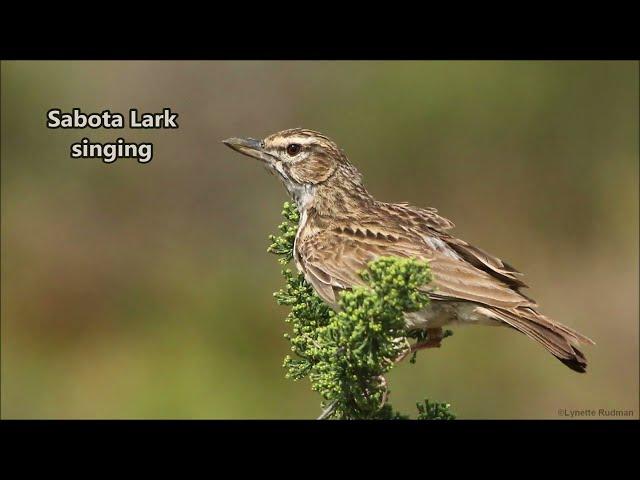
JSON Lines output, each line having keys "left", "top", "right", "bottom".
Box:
{"left": 396, "top": 328, "right": 444, "bottom": 363}
{"left": 413, "top": 327, "right": 444, "bottom": 350}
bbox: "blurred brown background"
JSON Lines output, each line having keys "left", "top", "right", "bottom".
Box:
{"left": 1, "top": 61, "right": 638, "bottom": 419}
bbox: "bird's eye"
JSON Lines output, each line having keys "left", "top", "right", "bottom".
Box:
{"left": 286, "top": 143, "right": 301, "bottom": 156}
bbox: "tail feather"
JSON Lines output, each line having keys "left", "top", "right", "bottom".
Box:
{"left": 480, "top": 306, "right": 594, "bottom": 373}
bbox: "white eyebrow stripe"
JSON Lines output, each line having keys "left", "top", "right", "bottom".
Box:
{"left": 269, "top": 136, "right": 316, "bottom": 149}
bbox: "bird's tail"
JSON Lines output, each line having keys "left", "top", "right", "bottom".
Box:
{"left": 481, "top": 306, "right": 595, "bottom": 373}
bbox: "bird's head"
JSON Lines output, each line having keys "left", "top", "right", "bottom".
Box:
{"left": 223, "top": 128, "right": 366, "bottom": 211}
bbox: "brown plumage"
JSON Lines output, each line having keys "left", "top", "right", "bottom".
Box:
{"left": 223, "top": 128, "right": 594, "bottom": 373}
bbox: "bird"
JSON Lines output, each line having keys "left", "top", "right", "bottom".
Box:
{"left": 223, "top": 128, "right": 594, "bottom": 372}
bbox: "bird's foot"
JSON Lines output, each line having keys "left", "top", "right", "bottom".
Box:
{"left": 396, "top": 328, "right": 445, "bottom": 363}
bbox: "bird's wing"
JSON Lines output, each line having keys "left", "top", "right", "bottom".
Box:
{"left": 297, "top": 227, "right": 534, "bottom": 309}
{"left": 438, "top": 234, "right": 528, "bottom": 288}
{"left": 425, "top": 254, "right": 534, "bottom": 308}
{"left": 298, "top": 231, "right": 376, "bottom": 304}
{"left": 390, "top": 203, "right": 528, "bottom": 288}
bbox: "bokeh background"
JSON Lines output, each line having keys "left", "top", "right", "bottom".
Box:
{"left": 1, "top": 61, "right": 638, "bottom": 419}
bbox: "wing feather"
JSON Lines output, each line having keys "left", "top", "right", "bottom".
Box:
{"left": 297, "top": 226, "right": 533, "bottom": 310}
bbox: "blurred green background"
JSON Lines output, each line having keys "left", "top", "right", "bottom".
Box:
{"left": 1, "top": 61, "right": 638, "bottom": 419}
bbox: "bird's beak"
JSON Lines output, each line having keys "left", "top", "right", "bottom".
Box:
{"left": 222, "top": 137, "right": 275, "bottom": 164}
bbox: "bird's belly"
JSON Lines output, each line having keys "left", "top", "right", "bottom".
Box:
{"left": 404, "top": 301, "right": 503, "bottom": 329}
